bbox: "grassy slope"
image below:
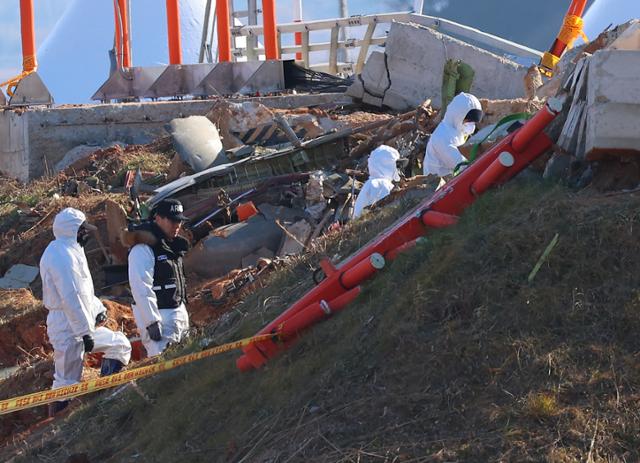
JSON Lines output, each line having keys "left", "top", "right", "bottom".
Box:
{"left": 14, "top": 181, "right": 640, "bottom": 462}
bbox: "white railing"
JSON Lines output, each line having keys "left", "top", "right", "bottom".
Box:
{"left": 229, "top": 12, "right": 542, "bottom": 75}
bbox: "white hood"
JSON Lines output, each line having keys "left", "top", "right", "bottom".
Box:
{"left": 424, "top": 92, "right": 482, "bottom": 177}
{"left": 52, "top": 207, "right": 86, "bottom": 240}
{"left": 442, "top": 92, "right": 482, "bottom": 134}
{"left": 368, "top": 145, "right": 400, "bottom": 182}
{"left": 353, "top": 145, "right": 400, "bottom": 218}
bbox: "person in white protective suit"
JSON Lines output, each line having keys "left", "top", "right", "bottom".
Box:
{"left": 423, "top": 92, "right": 483, "bottom": 181}
{"left": 353, "top": 145, "right": 401, "bottom": 218}
{"left": 122, "top": 199, "right": 190, "bottom": 357}
{"left": 40, "top": 208, "right": 131, "bottom": 416}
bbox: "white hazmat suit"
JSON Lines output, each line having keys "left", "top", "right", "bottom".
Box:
{"left": 353, "top": 145, "right": 400, "bottom": 218}
{"left": 40, "top": 208, "right": 131, "bottom": 389}
{"left": 423, "top": 92, "right": 482, "bottom": 177}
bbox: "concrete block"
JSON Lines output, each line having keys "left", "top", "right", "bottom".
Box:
{"left": 609, "top": 20, "right": 640, "bottom": 50}
{"left": 349, "top": 22, "right": 527, "bottom": 111}
{"left": 0, "top": 264, "right": 39, "bottom": 289}
{"left": 351, "top": 52, "right": 389, "bottom": 100}
{"left": 345, "top": 78, "right": 364, "bottom": 100}
{"left": 585, "top": 102, "right": 640, "bottom": 160}
{"left": 362, "top": 93, "right": 384, "bottom": 107}
{"left": 588, "top": 50, "right": 640, "bottom": 106}
{"left": 0, "top": 111, "right": 29, "bottom": 182}
{"left": 55, "top": 142, "right": 123, "bottom": 171}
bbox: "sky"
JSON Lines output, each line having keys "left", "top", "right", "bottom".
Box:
{"left": 0, "top": 0, "right": 68, "bottom": 83}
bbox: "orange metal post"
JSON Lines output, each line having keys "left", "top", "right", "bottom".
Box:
{"left": 550, "top": 0, "right": 588, "bottom": 57}
{"left": 113, "top": 0, "right": 131, "bottom": 68}
{"left": 339, "top": 253, "right": 385, "bottom": 289}
{"left": 237, "top": 288, "right": 361, "bottom": 371}
{"left": 541, "top": 0, "right": 588, "bottom": 74}
{"left": 471, "top": 152, "right": 515, "bottom": 196}
{"left": 512, "top": 98, "right": 563, "bottom": 152}
{"left": 293, "top": 0, "right": 303, "bottom": 61}
{"left": 20, "top": 0, "right": 37, "bottom": 73}
{"left": 262, "top": 0, "right": 280, "bottom": 60}
{"left": 279, "top": 288, "right": 361, "bottom": 340}
{"left": 166, "top": 0, "right": 183, "bottom": 64}
{"left": 421, "top": 211, "right": 459, "bottom": 229}
{"left": 385, "top": 239, "right": 419, "bottom": 261}
{"left": 294, "top": 32, "right": 302, "bottom": 61}
{"left": 216, "top": 0, "right": 232, "bottom": 62}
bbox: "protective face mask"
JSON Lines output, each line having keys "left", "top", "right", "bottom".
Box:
{"left": 462, "top": 122, "right": 476, "bottom": 136}
{"left": 77, "top": 226, "right": 91, "bottom": 247}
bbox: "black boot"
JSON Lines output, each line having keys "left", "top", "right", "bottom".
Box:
{"left": 100, "top": 358, "right": 124, "bottom": 376}
{"left": 48, "top": 400, "right": 69, "bottom": 417}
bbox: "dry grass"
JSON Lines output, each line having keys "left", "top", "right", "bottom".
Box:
{"left": 8, "top": 180, "right": 640, "bottom": 462}
{"left": 523, "top": 392, "right": 561, "bottom": 420}
{"left": 0, "top": 289, "right": 42, "bottom": 325}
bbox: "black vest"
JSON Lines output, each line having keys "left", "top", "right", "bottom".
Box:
{"left": 136, "top": 222, "right": 189, "bottom": 309}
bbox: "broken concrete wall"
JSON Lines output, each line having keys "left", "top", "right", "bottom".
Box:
{"left": 347, "top": 21, "right": 528, "bottom": 111}
{"left": 0, "top": 93, "right": 353, "bottom": 182}
{"left": 585, "top": 50, "right": 640, "bottom": 159}
{"left": 28, "top": 102, "right": 221, "bottom": 180}
{"left": 0, "top": 111, "right": 29, "bottom": 182}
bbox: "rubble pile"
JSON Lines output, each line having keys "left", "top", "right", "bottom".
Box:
{"left": 0, "top": 99, "right": 437, "bottom": 442}
{"left": 540, "top": 20, "right": 640, "bottom": 190}
{"left": 1, "top": 11, "right": 640, "bottom": 456}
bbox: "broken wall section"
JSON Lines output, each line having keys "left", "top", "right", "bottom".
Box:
{"left": 585, "top": 49, "right": 640, "bottom": 159}
{"left": 347, "top": 21, "right": 529, "bottom": 111}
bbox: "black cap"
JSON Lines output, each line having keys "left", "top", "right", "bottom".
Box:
{"left": 152, "top": 199, "right": 188, "bottom": 222}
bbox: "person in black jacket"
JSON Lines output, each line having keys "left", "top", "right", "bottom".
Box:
{"left": 122, "top": 199, "right": 190, "bottom": 356}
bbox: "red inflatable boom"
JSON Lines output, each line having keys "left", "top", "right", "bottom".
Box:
{"left": 237, "top": 97, "right": 564, "bottom": 372}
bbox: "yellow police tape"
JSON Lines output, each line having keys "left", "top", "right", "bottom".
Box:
{"left": 0, "top": 333, "right": 274, "bottom": 415}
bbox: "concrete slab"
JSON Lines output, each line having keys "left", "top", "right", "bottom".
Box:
{"left": 55, "top": 142, "right": 123, "bottom": 171}
{"left": 585, "top": 103, "right": 640, "bottom": 160}
{"left": 609, "top": 20, "right": 640, "bottom": 50}
{"left": 349, "top": 21, "right": 528, "bottom": 111}
{"left": 584, "top": 49, "right": 640, "bottom": 160}
{"left": 0, "top": 264, "right": 39, "bottom": 289}
{"left": 588, "top": 50, "right": 640, "bottom": 106}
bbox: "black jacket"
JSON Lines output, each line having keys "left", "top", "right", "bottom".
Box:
{"left": 122, "top": 222, "right": 189, "bottom": 309}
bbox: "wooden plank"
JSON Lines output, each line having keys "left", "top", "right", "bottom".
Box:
{"left": 558, "top": 100, "right": 585, "bottom": 153}
{"left": 575, "top": 105, "right": 589, "bottom": 160}
{"left": 329, "top": 25, "right": 339, "bottom": 74}
{"left": 301, "top": 29, "right": 310, "bottom": 68}
{"left": 199, "top": 0, "right": 213, "bottom": 63}
{"left": 356, "top": 22, "right": 376, "bottom": 74}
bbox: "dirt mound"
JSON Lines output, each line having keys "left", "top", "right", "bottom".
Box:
{"left": 187, "top": 263, "right": 280, "bottom": 327}
{"left": 101, "top": 300, "right": 139, "bottom": 337}
{"left": 0, "top": 194, "right": 130, "bottom": 278}
{"left": 9, "top": 182, "right": 640, "bottom": 462}
{"left": 62, "top": 137, "right": 175, "bottom": 188}
{"left": 0, "top": 360, "right": 53, "bottom": 446}
{"left": 0, "top": 289, "right": 48, "bottom": 367}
